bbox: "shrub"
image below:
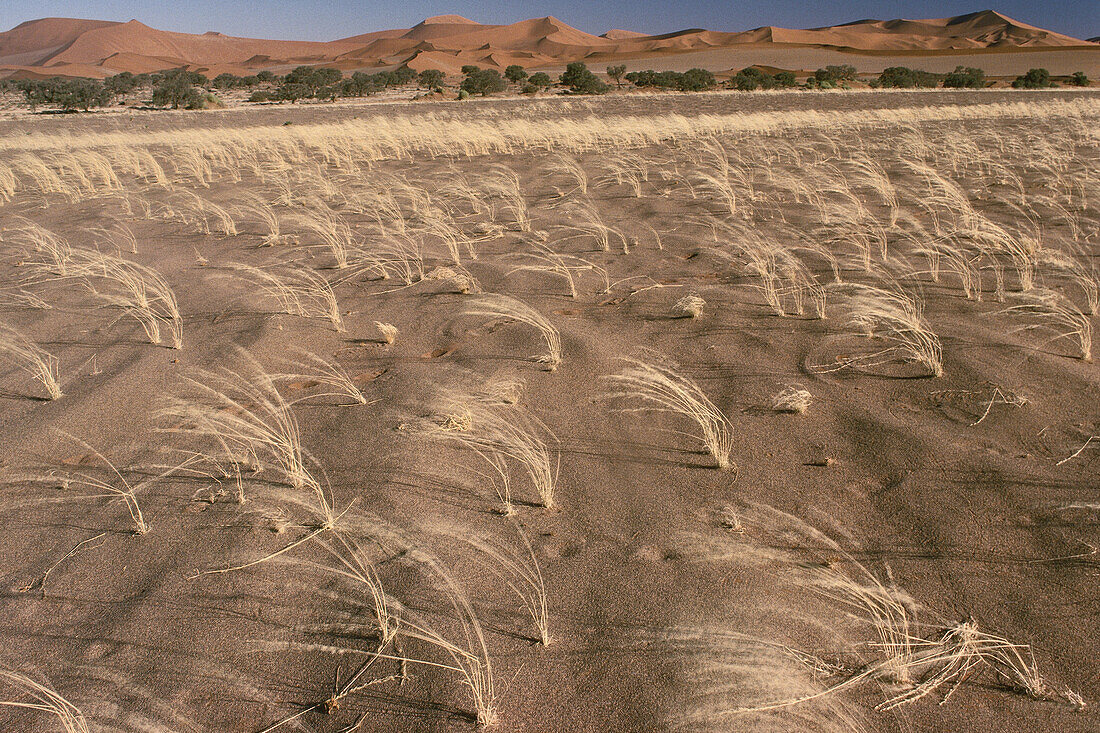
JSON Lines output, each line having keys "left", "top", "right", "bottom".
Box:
{"left": 418, "top": 69, "right": 445, "bottom": 90}
{"left": 196, "top": 91, "right": 225, "bottom": 109}
{"left": 391, "top": 66, "right": 417, "bottom": 86}
{"left": 273, "top": 82, "right": 311, "bottom": 103}
{"left": 212, "top": 73, "right": 243, "bottom": 90}
{"left": 256, "top": 70, "right": 276, "bottom": 83}
{"left": 284, "top": 65, "right": 342, "bottom": 93}
{"left": 625, "top": 70, "right": 678, "bottom": 88}
{"left": 774, "top": 71, "right": 797, "bottom": 88}
{"left": 152, "top": 75, "right": 203, "bottom": 109}
{"left": 249, "top": 90, "right": 274, "bottom": 103}
{"left": 461, "top": 65, "right": 481, "bottom": 75}
{"left": 679, "top": 68, "right": 716, "bottom": 92}
{"left": 1012, "top": 68, "right": 1053, "bottom": 89}
{"left": 942, "top": 66, "right": 985, "bottom": 89}
{"left": 104, "top": 71, "right": 138, "bottom": 96}
{"left": 804, "top": 76, "right": 835, "bottom": 89}
{"left": 1069, "top": 71, "right": 1090, "bottom": 87}
{"left": 815, "top": 65, "right": 856, "bottom": 83}
{"left": 877, "top": 66, "right": 939, "bottom": 88}
{"left": 731, "top": 67, "right": 774, "bottom": 91}
{"left": 560, "top": 62, "right": 608, "bottom": 95}
{"left": 520, "top": 83, "right": 539, "bottom": 95}
{"left": 461, "top": 68, "right": 506, "bottom": 96}
{"left": 341, "top": 71, "right": 384, "bottom": 97}
{"left": 504, "top": 65, "right": 528, "bottom": 83}
{"left": 528, "top": 72, "right": 553, "bottom": 88}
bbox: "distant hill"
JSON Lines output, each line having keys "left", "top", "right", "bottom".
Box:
{"left": 1, "top": 9, "right": 1096, "bottom": 79}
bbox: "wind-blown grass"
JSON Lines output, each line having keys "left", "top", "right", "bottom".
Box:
{"left": 0, "top": 321, "right": 62, "bottom": 400}
{"left": 603, "top": 356, "right": 733, "bottom": 470}
{"left": 0, "top": 668, "right": 88, "bottom": 733}
{"left": 462, "top": 294, "right": 561, "bottom": 371}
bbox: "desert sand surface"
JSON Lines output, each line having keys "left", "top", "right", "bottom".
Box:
{"left": 1, "top": 88, "right": 1099, "bottom": 732}
{"left": 1, "top": 9, "right": 1096, "bottom": 79}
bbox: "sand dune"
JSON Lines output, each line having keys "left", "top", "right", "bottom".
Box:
{"left": 0, "top": 9, "right": 1096, "bottom": 79}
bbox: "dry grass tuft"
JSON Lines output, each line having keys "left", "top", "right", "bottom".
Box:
{"left": 603, "top": 356, "right": 733, "bottom": 470}
{"left": 462, "top": 294, "right": 561, "bottom": 371}
{"left": 0, "top": 321, "right": 63, "bottom": 400}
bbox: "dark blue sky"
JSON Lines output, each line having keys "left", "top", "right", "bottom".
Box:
{"left": 3, "top": 1, "right": 1097, "bottom": 41}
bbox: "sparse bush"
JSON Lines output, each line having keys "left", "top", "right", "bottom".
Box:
{"left": 815, "top": 65, "right": 856, "bottom": 83}
{"left": 1068, "top": 71, "right": 1089, "bottom": 87}
{"left": 249, "top": 90, "right": 274, "bottom": 103}
{"left": 942, "top": 66, "right": 985, "bottom": 89}
{"left": 607, "top": 64, "right": 627, "bottom": 88}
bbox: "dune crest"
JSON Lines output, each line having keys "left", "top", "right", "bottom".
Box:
{"left": 0, "top": 9, "right": 1095, "bottom": 79}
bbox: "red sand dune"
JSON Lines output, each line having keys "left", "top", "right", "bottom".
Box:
{"left": 0, "top": 9, "right": 1096, "bottom": 79}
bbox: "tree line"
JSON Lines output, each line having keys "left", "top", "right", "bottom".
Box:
{"left": 1, "top": 61, "right": 1090, "bottom": 112}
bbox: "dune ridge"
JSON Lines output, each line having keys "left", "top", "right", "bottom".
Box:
{"left": 0, "top": 9, "right": 1096, "bottom": 80}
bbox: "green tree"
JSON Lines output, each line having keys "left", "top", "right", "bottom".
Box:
{"left": 391, "top": 67, "right": 417, "bottom": 86}
{"left": 212, "top": 73, "right": 242, "bottom": 90}
{"left": 104, "top": 71, "right": 138, "bottom": 96}
{"left": 1069, "top": 71, "right": 1089, "bottom": 87}
{"left": 274, "top": 82, "right": 311, "bottom": 103}
{"left": 418, "top": 69, "right": 445, "bottom": 89}
{"left": 461, "top": 68, "right": 506, "bottom": 96}
{"left": 731, "top": 67, "right": 773, "bottom": 91}
{"left": 461, "top": 65, "right": 481, "bottom": 75}
{"left": 504, "top": 65, "right": 528, "bottom": 84}
{"left": 285, "top": 65, "right": 342, "bottom": 93}
{"left": 1012, "top": 68, "right": 1052, "bottom": 89}
{"left": 528, "top": 72, "right": 553, "bottom": 88}
{"left": 607, "top": 64, "right": 627, "bottom": 89}
{"left": 560, "top": 62, "right": 608, "bottom": 95}
{"left": 678, "top": 68, "right": 716, "bottom": 92}
{"left": 256, "top": 70, "right": 276, "bottom": 83}
{"left": 877, "top": 66, "right": 938, "bottom": 88}
{"left": 773, "top": 71, "right": 796, "bottom": 88}
{"left": 152, "top": 75, "right": 203, "bottom": 109}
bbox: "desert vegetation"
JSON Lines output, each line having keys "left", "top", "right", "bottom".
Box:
{"left": 0, "top": 87, "right": 1097, "bottom": 732}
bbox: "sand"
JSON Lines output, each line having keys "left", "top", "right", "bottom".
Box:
{"left": 0, "top": 88, "right": 1098, "bottom": 732}
{"left": 1, "top": 10, "right": 1096, "bottom": 79}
